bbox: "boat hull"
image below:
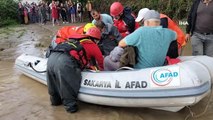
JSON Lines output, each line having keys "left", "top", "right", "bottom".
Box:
{"left": 15, "top": 54, "right": 213, "bottom": 112}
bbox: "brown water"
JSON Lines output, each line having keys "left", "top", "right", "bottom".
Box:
{"left": 0, "top": 24, "right": 213, "bottom": 120}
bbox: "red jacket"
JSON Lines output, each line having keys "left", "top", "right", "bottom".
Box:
{"left": 113, "top": 15, "right": 139, "bottom": 38}
{"left": 80, "top": 39, "right": 104, "bottom": 70}
{"left": 114, "top": 19, "right": 139, "bottom": 37}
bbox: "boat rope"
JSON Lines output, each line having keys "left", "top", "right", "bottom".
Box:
{"left": 184, "top": 85, "right": 213, "bottom": 120}
{"left": 116, "top": 67, "right": 134, "bottom": 71}
{"left": 28, "top": 62, "right": 47, "bottom": 73}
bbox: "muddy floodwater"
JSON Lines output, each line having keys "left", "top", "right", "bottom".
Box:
{"left": 0, "top": 24, "right": 213, "bottom": 120}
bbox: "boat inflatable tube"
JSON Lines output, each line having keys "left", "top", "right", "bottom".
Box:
{"left": 15, "top": 54, "right": 213, "bottom": 112}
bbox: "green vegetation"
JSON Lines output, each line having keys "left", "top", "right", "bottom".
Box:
{"left": 0, "top": 27, "right": 15, "bottom": 36}
{"left": 51, "top": 0, "right": 193, "bottom": 20}
{"left": 0, "top": 0, "right": 19, "bottom": 27}
{"left": 91, "top": 0, "right": 193, "bottom": 21}
{"left": 0, "top": 27, "right": 25, "bottom": 40}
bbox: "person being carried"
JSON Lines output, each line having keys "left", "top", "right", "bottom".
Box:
{"left": 118, "top": 10, "right": 177, "bottom": 69}
{"left": 104, "top": 45, "right": 137, "bottom": 71}
{"left": 110, "top": 2, "right": 139, "bottom": 37}
{"left": 94, "top": 21, "right": 122, "bottom": 56}
{"left": 50, "top": 23, "right": 96, "bottom": 49}
{"left": 91, "top": 9, "right": 113, "bottom": 25}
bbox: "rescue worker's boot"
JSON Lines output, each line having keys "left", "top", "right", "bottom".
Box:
{"left": 50, "top": 95, "right": 62, "bottom": 106}
{"left": 64, "top": 102, "right": 78, "bottom": 113}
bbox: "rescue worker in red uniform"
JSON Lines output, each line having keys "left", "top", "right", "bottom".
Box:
{"left": 80, "top": 27, "right": 104, "bottom": 70}
{"left": 110, "top": 2, "right": 139, "bottom": 37}
{"left": 46, "top": 27, "right": 103, "bottom": 113}
{"left": 48, "top": 23, "right": 103, "bottom": 70}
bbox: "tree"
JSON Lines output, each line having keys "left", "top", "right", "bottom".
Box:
{"left": 0, "top": 0, "right": 19, "bottom": 27}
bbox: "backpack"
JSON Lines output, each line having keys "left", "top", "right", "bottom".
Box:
{"left": 46, "top": 26, "right": 89, "bottom": 69}
{"left": 50, "top": 39, "right": 88, "bottom": 69}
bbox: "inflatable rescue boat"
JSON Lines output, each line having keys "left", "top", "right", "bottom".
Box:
{"left": 15, "top": 54, "right": 213, "bottom": 112}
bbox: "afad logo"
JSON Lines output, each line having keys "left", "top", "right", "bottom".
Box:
{"left": 151, "top": 68, "right": 179, "bottom": 86}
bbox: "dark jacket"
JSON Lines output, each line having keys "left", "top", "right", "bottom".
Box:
{"left": 122, "top": 7, "right": 135, "bottom": 34}
{"left": 99, "top": 23, "right": 122, "bottom": 56}
{"left": 186, "top": 0, "right": 201, "bottom": 35}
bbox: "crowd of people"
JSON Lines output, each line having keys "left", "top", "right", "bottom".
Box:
{"left": 43, "top": 0, "right": 213, "bottom": 114}
{"left": 18, "top": 0, "right": 93, "bottom": 26}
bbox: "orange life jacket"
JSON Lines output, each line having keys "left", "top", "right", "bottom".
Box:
{"left": 55, "top": 26, "right": 87, "bottom": 44}
{"left": 160, "top": 14, "right": 186, "bottom": 49}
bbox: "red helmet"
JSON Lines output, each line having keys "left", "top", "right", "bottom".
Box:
{"left": 86, "top": 27, "right": 101, "bottom": 40}
{"left": 110, "top": 2, "right": 124, "bottom": 17}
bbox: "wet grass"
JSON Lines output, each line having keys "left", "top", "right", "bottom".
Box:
{"left": 0, "top": 26, "right": 26, "bottom": 39}
{"left": 35, "top": 42, "right": 45, "bottom": 47}
{"left": 0, "top": 27, "right": 15, "bottom": 36}
{"left": 17, "top": 30, "right": 25, "bottom": 38}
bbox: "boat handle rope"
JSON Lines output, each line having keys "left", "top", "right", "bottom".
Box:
{"left": 184, "top": 84, "right": 213, "bottom": 120}
{"left": 27, "top": 62, "right": 47, "bottom": 73}
{"left": 116, "top": 67, "right": 134, "bottom": 71}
